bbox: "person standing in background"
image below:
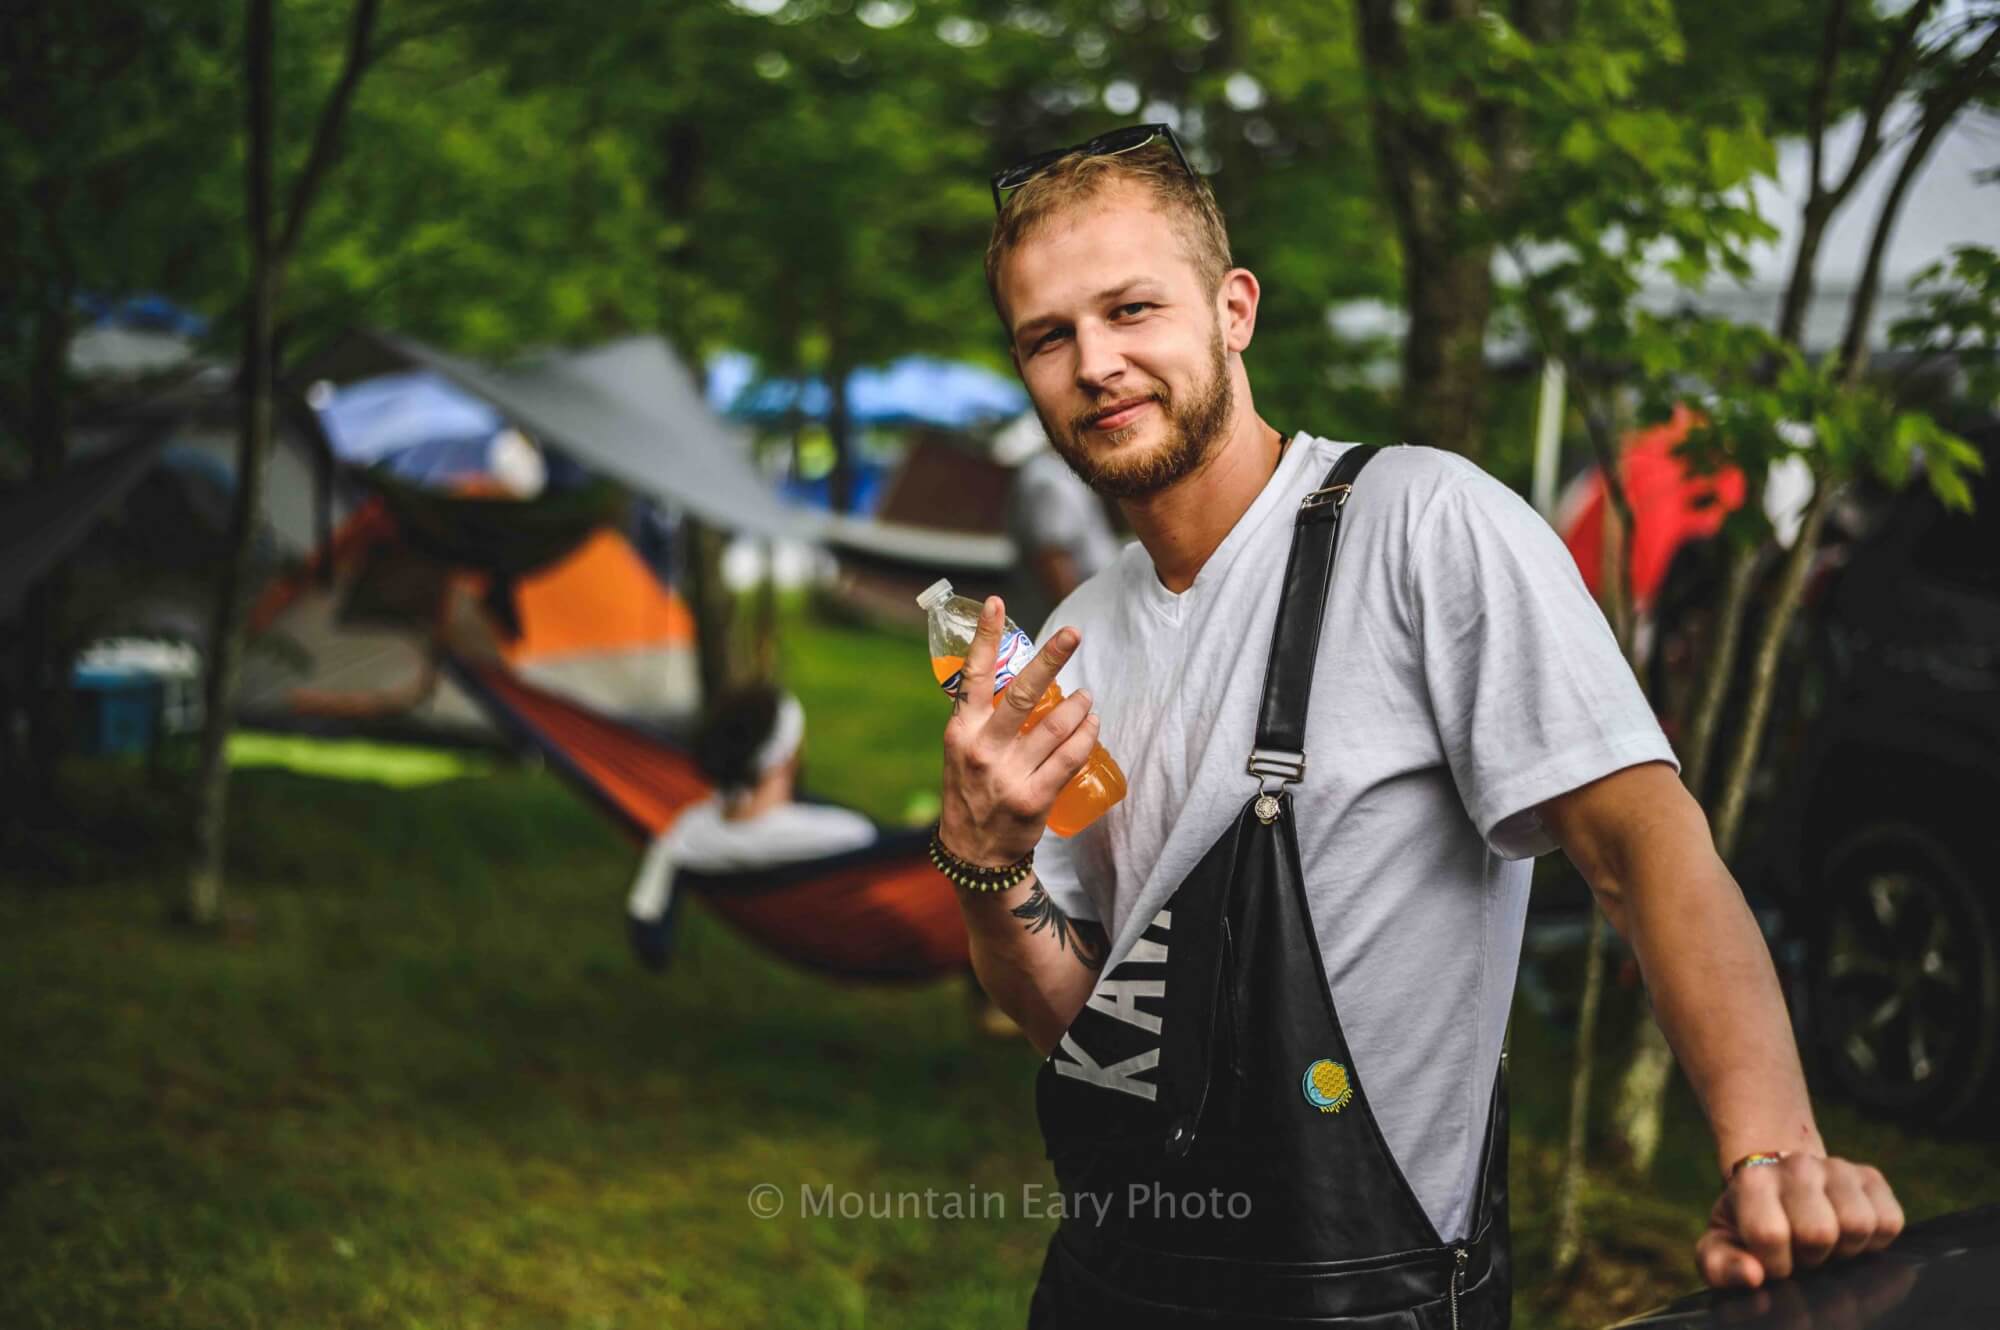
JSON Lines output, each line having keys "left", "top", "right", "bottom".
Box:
{"left": 994, "top": 412, "right": 1123, "bottom": 637}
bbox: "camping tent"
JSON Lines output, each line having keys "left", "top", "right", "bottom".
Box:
{"left": 240, "top": 493, "right": 701, "bottom": 741}
{"left": 239, "top": 334, "right": 778, "bottom": 740}
{"left": 41, "top": 328, "right": 799, "bottom": 742}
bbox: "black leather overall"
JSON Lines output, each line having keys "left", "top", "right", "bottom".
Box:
{"left": 1028, "top": 445, "right": 1512, "bottom": 1328}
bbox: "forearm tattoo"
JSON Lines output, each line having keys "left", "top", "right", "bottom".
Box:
{"left": 1014, "top": 881, "right": 1109, "bottom": 971}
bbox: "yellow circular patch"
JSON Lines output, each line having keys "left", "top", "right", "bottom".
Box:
{"left": 1302, "top": 1058, "right": 1355, "bottom": 1113}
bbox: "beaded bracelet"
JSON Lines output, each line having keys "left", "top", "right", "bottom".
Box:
{"left": 928, "top": 825, "right": 1034, "bottom": 893}
{"left": 1729, "top": 1151, "right": 1787, "bottom": 1179}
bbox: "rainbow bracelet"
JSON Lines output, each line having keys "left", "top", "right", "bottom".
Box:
{"left": 1729, "top": 1151, "right": 1787, "bottom": 1179}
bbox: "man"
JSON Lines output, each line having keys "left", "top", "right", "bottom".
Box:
{"left": 929, "top": 125, "right": 1903, "bottom": 1324}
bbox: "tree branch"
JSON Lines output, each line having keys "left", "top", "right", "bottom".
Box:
{"left": 1806, "top": 0, "right": 1850, "bottom": 195}
{"left": 1778, "top": 0, "right": 1940, "bottom": 345}
{"left": 1836, "top": 21, "right": 2000, "bottom": 383}
{"left": 273, "top": 0, "right": 382, "bottom": 272}
{"left": 1827, "top": 0, "right": 1939, "bottom": 205}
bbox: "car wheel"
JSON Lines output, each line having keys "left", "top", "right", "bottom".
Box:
{"left": 1808, "top": 821, "right": 2000, "bottom": 1127}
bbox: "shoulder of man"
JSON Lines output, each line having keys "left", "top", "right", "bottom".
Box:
{"left": 1290, "top": 437, "right": 1489, "bottom": 526}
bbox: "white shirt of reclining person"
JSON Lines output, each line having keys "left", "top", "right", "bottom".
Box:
{"left": 1031, "top": 435, "right": 1679, "bottom": 1245}
{"left": 628, "top": 799, "right": 878, "bottom": 925}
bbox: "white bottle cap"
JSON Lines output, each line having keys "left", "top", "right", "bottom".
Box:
{"left": 915, "top": 578, "right": 955, "bottom": 612}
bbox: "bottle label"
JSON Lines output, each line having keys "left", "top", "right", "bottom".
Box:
{"left": 937, "top": 627, "right": 1035, "bottom": 698}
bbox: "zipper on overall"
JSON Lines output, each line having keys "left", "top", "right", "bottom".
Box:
{"left": 1448, "top": 1246, "right": 1468, "bottom": 1330}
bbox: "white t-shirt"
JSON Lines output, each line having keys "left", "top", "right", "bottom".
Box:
{"left": 1033, "top": 435, "right": 1678, "bottom": 1242}
{"left": 627, "top": 798, "right": 878, "bottom": 924}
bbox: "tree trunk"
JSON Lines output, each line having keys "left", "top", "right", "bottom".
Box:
{"left": 1709, "top": 483, "right": 1836, "bottom": 861}
{"left": 752, "top": 540, "right": 780, "bottom": 685}
{"left": 20, "top": 273, "right": 74, "bottom": 823}
{"left": 1552, "top": 403, "right": 1640, "bottom": 1266}
{"left": 189, "top": 0, "right": 276, "bottom": 925}
{"left": 1356, "top": 0, "right": 1512, "bottom": 463}
{"left": 1553, "top": 906, "right": 1609, "bottom": 1273}
{"left": 1401, "top": 240, "right": 1494, "bottom": 459}
{"left": 825, "top": 283, "right": 855, "bottom": 515}
{"left": 187, "top": 0, "right": 377, "bottom": 923}
{"left": 680, "top": 516, "right": 736, "bottom": 706}
{"left": 1680, "top": 540, "right": 1761, "bottom": 802}
{"left": 1775, "top": 203, "right": 1833, "bottom": 347}
{"left": 1613, "top": 1015, "right": 1676, "bottom": 1173}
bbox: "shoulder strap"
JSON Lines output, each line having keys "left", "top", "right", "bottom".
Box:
{"left": 1248, "top": 443, "right": 1382, "bottom": 787}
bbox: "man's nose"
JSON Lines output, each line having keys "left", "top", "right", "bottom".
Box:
{"left": 1073, "top": 322, "right": 1126, "bottom": 394}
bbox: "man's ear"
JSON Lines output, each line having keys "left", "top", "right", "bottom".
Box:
{"left": 1218, "top": 267, "right": 1260, "bottom": 354}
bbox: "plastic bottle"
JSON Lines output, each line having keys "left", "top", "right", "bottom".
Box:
{"left": 917, "top": 578, "right": 1127, "bottom": 837}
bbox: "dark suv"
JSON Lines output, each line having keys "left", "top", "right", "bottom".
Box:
{"left": 1696, "top": 419, "right": 2000, "bottom": 1128}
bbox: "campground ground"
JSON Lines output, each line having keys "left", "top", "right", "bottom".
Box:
{"left": 4, "top": 605, "right": 1995, "bottom": 1329}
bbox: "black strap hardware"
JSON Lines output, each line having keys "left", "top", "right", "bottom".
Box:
{"left": 1249, "top": 444, "right": 1383, "bottom": 790}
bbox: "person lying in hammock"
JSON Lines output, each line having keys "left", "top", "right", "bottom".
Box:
{"left": 626, "top": 685, "right": 877, "bottom": 970}
{"left": 624, "top": 683, "right": 1025, "bottom": 1040}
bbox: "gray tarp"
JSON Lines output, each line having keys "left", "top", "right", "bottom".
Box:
{"left": 380, "top": 332, "right": 814, "bottom": 541}
{"left": 0, "top": 423, "right": 175, "bottom": 621}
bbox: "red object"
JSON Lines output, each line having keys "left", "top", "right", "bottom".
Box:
{"left": 1558, "top": 405, "right": 1748, "bottom": 613}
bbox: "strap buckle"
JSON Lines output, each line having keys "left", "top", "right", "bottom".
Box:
{"left": 1247, "top": 746, "right": 1306, "bottom": 786}
{"left": 1299, "top": 482, "right": 1352, "bottom": 514}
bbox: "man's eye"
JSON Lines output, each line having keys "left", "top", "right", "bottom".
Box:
{"left": 1033, "top": 329, "right": 1069, "bottom": 352}
{"left": 1114, "top": 303, "right": 1152, "bottom": 318}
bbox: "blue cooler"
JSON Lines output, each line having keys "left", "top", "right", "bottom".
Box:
{"left": 72, "top": 666, "right": 163, "bottom": 756}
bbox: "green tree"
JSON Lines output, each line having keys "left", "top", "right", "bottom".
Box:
{"left": 1480, "top": 0, "right": 2000, "bottom": 1276}
{"left": 190, "top": 0, "right": 384, "bottom": 925}
{"left": 0, "top": 0, "right": 238, "bottom": 821}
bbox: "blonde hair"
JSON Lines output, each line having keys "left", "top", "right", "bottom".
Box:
{"left": 984, "top": 140, "right": 1233, "bottom": 330}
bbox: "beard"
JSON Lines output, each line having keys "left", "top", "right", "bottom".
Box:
{"left": 1038, "top": 326, "right": 1234, "bottom": 501}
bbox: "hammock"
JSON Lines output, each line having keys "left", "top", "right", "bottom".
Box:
{"left": 448, "top": 660, "right": 970, "bottom": 984}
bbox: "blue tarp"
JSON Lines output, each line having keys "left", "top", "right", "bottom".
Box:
{"left": 76, "top": 293, "right": 211, "bottom": 338}
{"left": 317, "top": 371, "right": 505, "bottom": 466}
{"left": 708, "top": 352, "right": 1027, "bottom": 431}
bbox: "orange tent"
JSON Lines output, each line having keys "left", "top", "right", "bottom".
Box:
{"left": 241, "top": 497, "right": 699, "bottom": 739}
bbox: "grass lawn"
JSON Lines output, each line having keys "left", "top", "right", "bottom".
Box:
{"left": 4, "top": 606, "right": 1994, "bottom": 1328}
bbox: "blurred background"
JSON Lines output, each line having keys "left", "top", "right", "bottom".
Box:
{"left": 2, "top": 0, "right": 1996, "bottom": 1325}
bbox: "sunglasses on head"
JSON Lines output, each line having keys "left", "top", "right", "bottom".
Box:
{"left": 989, "top": 122, "right": 1197, "bottom": 211}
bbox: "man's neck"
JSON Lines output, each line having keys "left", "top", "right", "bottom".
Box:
{"left": 1119, "top": 408, "right": 1286, "bottom": 595}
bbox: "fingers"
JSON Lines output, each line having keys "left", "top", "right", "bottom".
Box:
{"left": 954, "top": 596, "right": 1006, "bottom": 712}
{"left": 1777, "top": 1156, "right": 1841, "bottom": 1271}
{"left": 1016, "top": 685, "right": 1092, "bottom": 770}
{"left": 1732, "top": 1168, "right": 1796, "bottom": 1281}
{"left": 1822, "top": 1163, "right": 1880, "bottom": 1261}
{"left": 1706, "top": 1156, "right": 1906, "bottom": 1293}
{"left": 1855, "top": 1164, "right": 1905, "bottom": 1252}
{"left": 994, "top": 623, "right": 1082, "bottom": 728}
{"left": 1026, "top": 709, "right": 1102, "bottom": 808}
{"left": 1697, "top": 1226, "right": 1765, "bottom": 1289}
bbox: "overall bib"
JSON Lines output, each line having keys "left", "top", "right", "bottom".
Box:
{"left": 1028, "top": 445, "right": 1512, "bottom": 1329}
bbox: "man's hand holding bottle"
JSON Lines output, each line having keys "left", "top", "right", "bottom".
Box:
{"left": 936, "top": 595, "right": 1104, "bottom": 866}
